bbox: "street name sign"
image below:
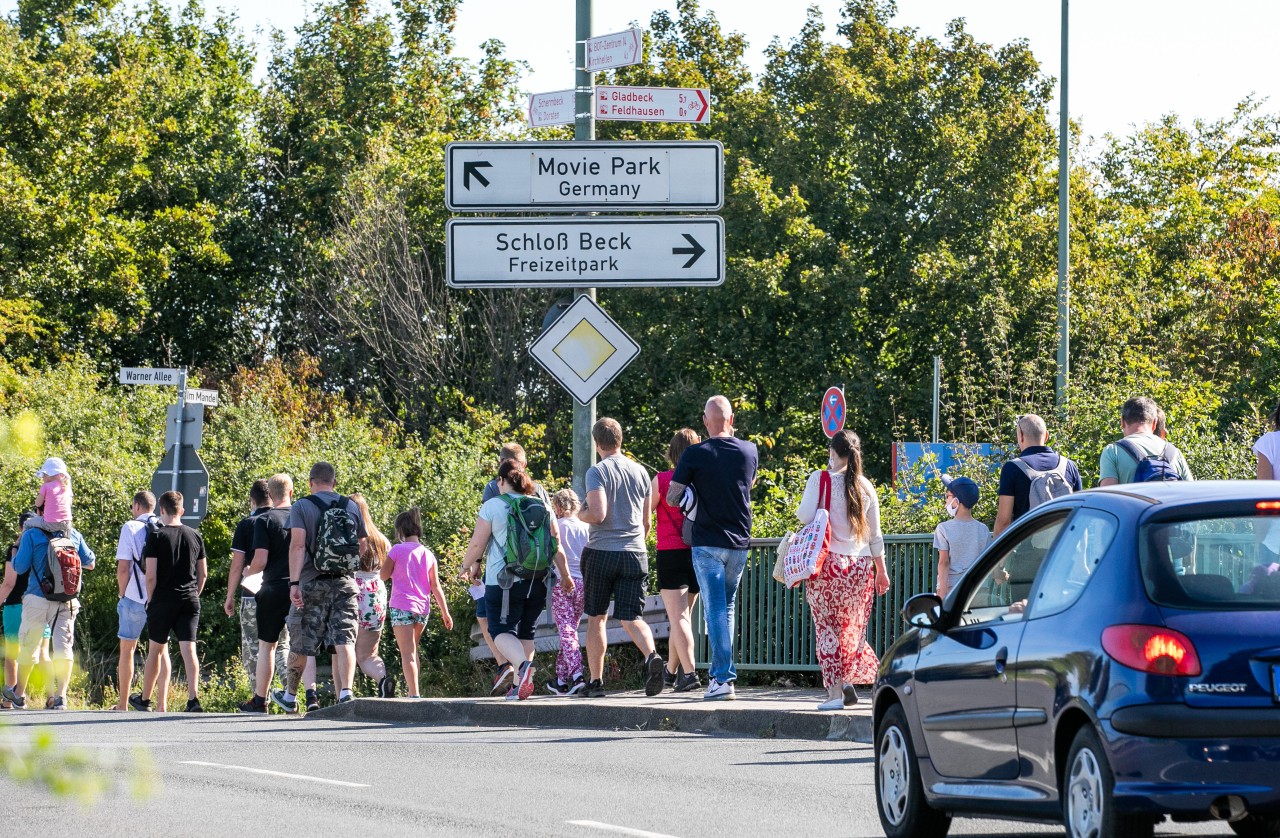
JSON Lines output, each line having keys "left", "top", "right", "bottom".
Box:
{"left": 446, "top": 216, "right": 724, "bottom": 289}
{"left": 445, "top": 141, "right": 723, "bottom": 212}
{"left": 151, "top": 444, "right": 211, "bottom": 526}
{"left": 184, "top": 387, "right": 219, "bottom": 407}
{"left": 530, "top": 295, "right": 640, "bottom": 404}
{"left": 584, "top": 28, "right": 641, "bottom": 72}
{"left": 527, "top": 89, "right": 576, "bottom": 128}
{"left": 596, "top": 85, "right": 710, "bottom": 124}
{"left": 119, "top": 367, "right": 182, "bottom": 385}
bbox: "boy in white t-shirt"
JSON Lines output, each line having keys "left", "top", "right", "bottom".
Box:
{"left": 934, "top": 476, "right": 992, "bottom": 599}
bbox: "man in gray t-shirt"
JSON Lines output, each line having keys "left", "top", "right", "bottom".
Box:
{"left": 576, "top": 418, "right": 665, "bottom": 697}
{"left": 270, "top": 461, "right": 368, "bottom": 715}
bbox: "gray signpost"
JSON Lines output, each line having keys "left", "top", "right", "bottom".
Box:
{"left": 119, "top": 366, "right": 217, "bottom": 528}
{"left": 442, "top": 0, "right": 723, "bottom": 494}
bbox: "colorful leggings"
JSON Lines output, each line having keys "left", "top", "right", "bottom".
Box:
{"left": 550, "top": 580, "right": 585, "bottom": 682}
{"left": 805, "top": 552, "right": 880, "bottom": 689}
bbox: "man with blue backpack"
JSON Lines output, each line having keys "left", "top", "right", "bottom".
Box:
{"left": 1098, "top": 397, "right": 1194, "bottom": 486}
{"left": 1, "top": 514, "right": 96, "bottom": 709}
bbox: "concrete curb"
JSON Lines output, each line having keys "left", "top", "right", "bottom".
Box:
{"left": 310, "top": 694, "right": 873, "bottom": 743}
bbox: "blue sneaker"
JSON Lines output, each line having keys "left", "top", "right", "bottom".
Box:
{"left": 270, "top": 689, "right": 298, "bottom": 714}
{"left": 1, "top": 685, "right": 25, "bottom": 709}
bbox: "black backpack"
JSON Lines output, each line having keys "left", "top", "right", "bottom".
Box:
{"left": 129, "top": 514, "right": 162, "bottom": 598}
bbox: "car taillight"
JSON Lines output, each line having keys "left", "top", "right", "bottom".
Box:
{"left": 1102, "top": 624, "right": 1202, "bottom": 676}
{"left": 1257, "top": 501, "right": 1280, "bottom": 514}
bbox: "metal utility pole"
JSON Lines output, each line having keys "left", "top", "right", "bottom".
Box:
{"left": 571, "top": 0, "right": 597, "bottom": 497}
{"left": 172, "top": 367, "right": 188, "bottom": 492}
{"left": 932, "top": 356, "right": 941, "bottom": 444}
{"left": 1055, "top": 0, "right": 1070, "bottom": 412}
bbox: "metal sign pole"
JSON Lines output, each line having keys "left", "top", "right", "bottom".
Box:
{"left": 171, "top": 367, "right": 187, "bottom": 493}
{"left": 571, "top": 0, "right": 597, "bottom": 497}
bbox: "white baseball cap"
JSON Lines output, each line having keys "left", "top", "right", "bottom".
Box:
{"left": 36, "top": 457, "right": 69, "bottom": 478}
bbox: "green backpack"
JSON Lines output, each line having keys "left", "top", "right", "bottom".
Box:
{"left": 498, "top": 494, "right": 558, "bottom": 580}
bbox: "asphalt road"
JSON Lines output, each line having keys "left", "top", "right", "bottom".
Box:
{"left": 0, "top": 712, "right": 1233, "bottom": 837}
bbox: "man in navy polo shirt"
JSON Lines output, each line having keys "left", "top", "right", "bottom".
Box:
{"left": 993, "top": 413, "right": 1083, "bottom": 537}
{"left": 667, "top": 395, "right": 758, "bottom": 701}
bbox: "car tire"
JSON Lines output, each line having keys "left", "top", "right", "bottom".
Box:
{"left": 1062, "top": 725, "right": 1155, "bottom": 838}
{"left": 875, "top": 702, "right": 951, "bottom": 838}
{"left": 1229, "top": 815, "right": 1280, "bottom": 838}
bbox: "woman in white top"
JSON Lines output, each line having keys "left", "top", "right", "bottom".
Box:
{"left": 1253, "top": 401, "right": 1280, "bottom": 566}
{"left": 796, "top": 429, "right": 889, "bottom": 711}
{"left": 1255, "top": 401, "right": 1280, "bottom": 481}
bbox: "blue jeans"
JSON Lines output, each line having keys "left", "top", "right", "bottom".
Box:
{"left": 692, "top": 545, "right": 749, "bottom": 684}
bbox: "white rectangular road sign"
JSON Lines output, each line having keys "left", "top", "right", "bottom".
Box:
{"left": 445, "top": 141, "right": 723, "bottom": 212}
{"left": 596, "top": 85, "right": 710, "bottom": 124}
{"left": 447, "top": 217, "right": 724, "bottom": 289}
{"left": 184, "top": 388, "right": 219, "bottom": 407}
{"left": 530, "top": 295, "right": 640, "bottom": 405}
{"left": 527, "top": 89, "right": 576, "bottom": 128}
{"left": 584, "top": 28, "right": 641, "bottom": 72}
{"left": 119, "top": 367, "right": 182, "bottom": 385}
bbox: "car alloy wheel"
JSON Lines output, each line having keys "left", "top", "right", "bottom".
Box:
{"left": 879, "top": 724, "right": 911, "bottom": 826}
{"left": 875, "top": 702, "right": 951, "bottom": 838}
{"left": 1067, "top": 746, "right": 1104, "bottom": 838}
{"left": 1062, "top": 725, "right": 1153, "bottom": 838}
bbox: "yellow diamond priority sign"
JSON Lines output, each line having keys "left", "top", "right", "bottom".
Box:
{"left": 530, "top": 295, "right": 640, "bottom": 404}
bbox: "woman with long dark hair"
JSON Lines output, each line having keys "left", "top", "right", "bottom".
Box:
{"left": 796, "top": 430, "right": 889, "bottom": 711}
{"left": 650, "top": 428, "right": 702, "bottom": 693}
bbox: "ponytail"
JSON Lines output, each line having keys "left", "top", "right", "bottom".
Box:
{"left": 498, "top": 459, "right": 536, "bottom": 496}
{"left": 830, "top": 430, "right": 869, "bottom": 543}
{"left": 1271, "top": 400, "right": 1280, "bottom": 433}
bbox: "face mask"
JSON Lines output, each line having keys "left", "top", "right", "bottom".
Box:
{"left": 946, "top": 498, "right": 959, "bottom": 518}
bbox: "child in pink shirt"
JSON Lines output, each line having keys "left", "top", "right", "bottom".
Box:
{"left": 33, "top": 457, "right": 73, "bottom": 527}
{"left": 379, "top": 507, "right": 452, "bottom": 697}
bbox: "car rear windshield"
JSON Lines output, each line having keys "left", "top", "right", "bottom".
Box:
{"left": 1142, "top": 515, "right": 1280, "bottom": 610}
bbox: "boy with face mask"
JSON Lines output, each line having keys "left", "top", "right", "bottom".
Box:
{"left": 933, "top": 475, "right": 990, "bottom": 599}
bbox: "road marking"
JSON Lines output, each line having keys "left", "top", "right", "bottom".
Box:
{"left": 567, "top": 821, "right": 684, "bottom": 838}
{"left": 179, "top": 761, "right": 369, "bottom": 788}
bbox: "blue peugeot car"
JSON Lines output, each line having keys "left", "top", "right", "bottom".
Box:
{"left": 873, "top": 481, "right": 1280, "bottom": 838}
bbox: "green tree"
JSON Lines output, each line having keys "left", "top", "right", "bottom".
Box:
{"left": 0, "top": 0, "right": 266, "bottom": 370}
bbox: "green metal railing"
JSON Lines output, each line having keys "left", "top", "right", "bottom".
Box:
{"left": 693, "top": 535, "right": 937, "bottom": 672}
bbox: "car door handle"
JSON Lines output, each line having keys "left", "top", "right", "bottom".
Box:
{"left": 994, "top": 646, "right": 1008, "bottom": 675}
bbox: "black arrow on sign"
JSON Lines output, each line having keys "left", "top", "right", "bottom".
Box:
{"left": 463, "top": 160, "right": 492, "bottom": 190}
{"left": 672, "top": 233, "right": 706, "bottom": 268}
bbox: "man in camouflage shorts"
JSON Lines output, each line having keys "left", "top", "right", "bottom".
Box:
{"left": 271, "top": 462, "right": 366, "bottom": 714}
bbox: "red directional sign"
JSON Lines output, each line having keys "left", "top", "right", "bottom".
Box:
{"left": 596, "top": 85, "right": 710, "bottom": 124}
{"left": 821, "top": 386, "right": 846, "bottom": 439}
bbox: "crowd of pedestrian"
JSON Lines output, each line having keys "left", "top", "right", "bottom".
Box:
{"left": 0, "top": 393, "right": 1276, "bottom": 713}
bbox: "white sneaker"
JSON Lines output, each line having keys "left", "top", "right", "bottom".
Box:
{"left": 817, "top": 697, "right": 845, "bottom": 711}
{"left": 704, "top": 679, "right": 736, "bottom": 701}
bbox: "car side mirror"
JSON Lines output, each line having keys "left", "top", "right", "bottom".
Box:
{"left": 902, "top": 593, "right": 944, "bottom": 629}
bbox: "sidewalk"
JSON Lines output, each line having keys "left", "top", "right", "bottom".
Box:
{"left": 311, "top": 687, "right": 874, "bottom": 742}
